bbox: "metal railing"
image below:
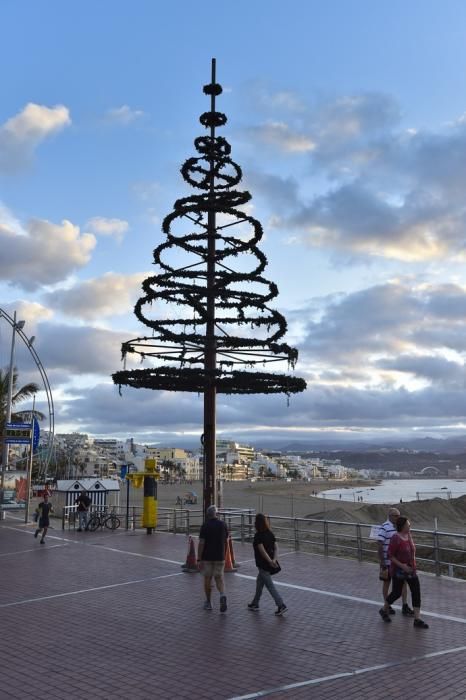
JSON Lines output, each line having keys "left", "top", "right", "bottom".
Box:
{"left": 61, "top": 503, "right": 119, "bottom": 530}
{"left": 59, "top": 504, "right": 466, "bottom": 580}
{"left": 265, "top": 514, "right": 466, "bottom": 580}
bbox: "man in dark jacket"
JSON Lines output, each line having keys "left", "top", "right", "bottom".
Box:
{"left": 75, "top": 491, "right": 91, "bottom": 531}
{"left": 197, "top": 505, "right": 228, "bottom": 612}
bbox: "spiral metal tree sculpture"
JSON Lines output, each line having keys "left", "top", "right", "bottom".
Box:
{"left": 113, "top": 59, "right": 306, "bottom": 510}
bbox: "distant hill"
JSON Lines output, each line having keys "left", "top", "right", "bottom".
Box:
{"left": 259, "top": 435, "right": 466, "bottom": 455}
{"left": 140, "top": 432, "right": 466, "bottom": 459}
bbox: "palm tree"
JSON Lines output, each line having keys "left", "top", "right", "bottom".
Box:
{"left": 0, "top": 367, "right": 45, "bottom": 463}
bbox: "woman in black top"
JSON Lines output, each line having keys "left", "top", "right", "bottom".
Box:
{"left": 248, "top": 513, "right": 287, "bottom": 615}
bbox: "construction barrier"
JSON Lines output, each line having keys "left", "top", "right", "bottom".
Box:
{"left": 224, "top": 535, "right": 238, "bottom": 572}
{"left": 181, "top": 535, "right": 198, "bottom": 573}
{"left": 229, "top": 536, "right": 239, "bottom": 569}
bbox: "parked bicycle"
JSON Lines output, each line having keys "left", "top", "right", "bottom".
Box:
{"left": 86, "top": 511, "right": 121, "bottom": 531}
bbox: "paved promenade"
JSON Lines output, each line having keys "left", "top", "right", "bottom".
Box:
{"left": 1, "top": 514, "right": 465, "bottom": 700}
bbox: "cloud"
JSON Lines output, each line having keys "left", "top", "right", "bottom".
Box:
{"left": 289, "top": 183, "right": 462, "bottom": 262}
{"left": 242, "top": 92, "right": 398, "bottom": 158}
{"left": 295, "top": 384, "right": 466, "bottom": 426}
{"left": 242, "top": 121, "right": 315, "bottom": 153}
{"left": 254, "top": 88, "right": 307, "bottom": 114}
{"left": 33, "top": 322, "right": 128, "bottom": 375}
{"left": 60, "top": 382, "right": 204, "bottom": 435}
{"left": 298, "top": 281, "right": 466, "bottom": 385}
{"left": 244, "top": 171, "right": 300, "bottom": 212}
{"left": 52, "top": 275, "right": 466, "bottom": 434}
{"left": 299, "top": 282, "right": 420, "bottom": 365}
{"left": 240, "top": 89, "right": 466, "bottom": 263}
{"left": 56, "top": 377, "right": 466, "bottom": 440}
{"left": 16, "top": 276, "right": 466, "bottom": 440}
{"left": 376, "top": 355, "right": 464, "bottom": 386}
{"left": 309, "top": 93, "right": 400, "bottom": 169}
{"left": 0, "top": 300, "right": 54, "bottom": 327}
{"left": 131, "top": 181, "right": 162, "bottom": 203}
{"left": 43, "top": 272, "right": 147, "bottom": 320}
{"left": 0, "top": 103, "right": 71, "bottom": 172}
{"left": 0, "top": 207, "right": 96, "bottom": 291}
{"left": 105, "top": 105, "right": 145, "bottom": 125}
{"left": 86, "top": 217, "right": 129, "bottom": 241}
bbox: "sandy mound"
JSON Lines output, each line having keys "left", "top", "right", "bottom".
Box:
{"left": 307, "top": 495, "right": 466, "bottom": 531}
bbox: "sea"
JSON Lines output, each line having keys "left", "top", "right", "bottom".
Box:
{"left": 318, "top": 478, "right": 466, "bottom": 504}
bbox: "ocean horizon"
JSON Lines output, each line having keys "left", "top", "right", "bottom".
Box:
{"left": 319, "top": 478, "right": 466, "bottom": 504}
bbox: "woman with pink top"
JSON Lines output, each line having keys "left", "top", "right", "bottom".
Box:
{"left": 381, "top": 516, "right": 429, "bottom": 629}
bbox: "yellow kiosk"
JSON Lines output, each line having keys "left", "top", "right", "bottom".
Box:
{"left": 127, "top": 458, "right": 159, "bottom": 534}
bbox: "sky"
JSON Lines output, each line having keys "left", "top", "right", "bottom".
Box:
{"left": 2, "top": 0, "right": 466, "bottom": 447}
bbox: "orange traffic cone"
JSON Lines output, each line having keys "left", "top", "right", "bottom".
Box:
{"left": 181, "top": 536, "right": 198, "bottom": 572}
{"left": 229, "top": 536, "right": 240, "bottom": 569}
{"left": 224, "top": 535, "right": 238, "bottom": 572}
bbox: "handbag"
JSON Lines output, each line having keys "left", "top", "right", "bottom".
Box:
{"left": 379, "top": 566, "right": 389, "bottom": 581}
{"left": 395, "top": 567, "right": 414, "bottom": 580}
{"left": 269, "top": 561, "right": 281, "bottom": 575}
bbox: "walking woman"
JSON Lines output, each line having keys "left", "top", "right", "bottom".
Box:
{"left": 248, "top": 513, "right": 287, "bottom": 616}
{"left": 34, "top": 493, "right": 54, "bottom": 544}
{"left": 381, "top": 516, "right": 429, "bottom": 629}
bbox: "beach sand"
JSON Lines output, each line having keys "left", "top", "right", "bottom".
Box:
{"left": 155, "top": 479, "right": 466, "bottom": 534}
{"left": 35, "top": 478, "right": 465, "bottom": 535}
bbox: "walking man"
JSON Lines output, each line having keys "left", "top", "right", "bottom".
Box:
{"left": 378, "top": 507, "right": 414, "bottom": 622}
{"left": 34, "top": 493, "right": 53, "bottom": 544}
{"left": 197, "top": 505, "right": 228, "bottom": 612}
{"left": 75, "top": 490, "right": 91, "bottom": 531}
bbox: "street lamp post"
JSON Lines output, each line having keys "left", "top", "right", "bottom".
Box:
{"left": 24, "top": 394, "right": 36, "bottom": 524}
{"left": 1, "top": 312, "right": 26, "bottom": 514}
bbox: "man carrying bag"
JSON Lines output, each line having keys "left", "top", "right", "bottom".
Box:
{"left": 75, "top": 490, "right": 92, "bottom": 532}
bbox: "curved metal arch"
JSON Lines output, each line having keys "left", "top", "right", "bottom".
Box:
{"left": 0, "top": 308, "right": 55, "bottom": 475}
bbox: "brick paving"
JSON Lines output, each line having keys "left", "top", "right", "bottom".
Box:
{"left": 1, "top": 514, "right": 465, "bottom": 700}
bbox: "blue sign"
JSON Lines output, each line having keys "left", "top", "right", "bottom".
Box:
{"left": 33, "top": 417, "right": 40, "bottom": 451}
{"left": 120, "top": 465, "right": 128, "bottom": 479}
{"left": 4, "top": 422, "right": 32, "bottom": 444}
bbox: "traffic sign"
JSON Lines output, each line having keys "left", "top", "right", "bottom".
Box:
{"left": 4, "top": 422, "right": 32, "bottom": 445}
{"left": 32, "top": 417, "right": 40, "bottom": 451}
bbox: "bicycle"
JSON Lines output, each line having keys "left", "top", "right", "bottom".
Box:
{"left": 86, "top": 511, "right": 120, "bottom": 531}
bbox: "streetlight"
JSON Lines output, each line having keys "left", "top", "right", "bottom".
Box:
{"left": 0, "top": 305, "right": 54, "bottom": 484}
{"left": 1, "top": 311, "right": 25, "bottom": 512}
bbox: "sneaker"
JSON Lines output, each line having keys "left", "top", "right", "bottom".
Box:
{"left": 402, "top": 603, "right": 415, "bottom": 617}
{"left": 77, "top": 528, "right": 82, "bottom": 532}
{"left": 220, "top": 595, "right": 227, "bottom": 613}
{"left": 275, "top": 604, "right": 287, "bottom": 616}
{"left": 379, "top": 608, "right": 391, "bottom": 623}
{"left": 34, "top": 530, "right": 39, "bottom": 538}
{"left": 388, "top": 606, "right": 396, "bottom": 615}
{"left": 413, "top": 619, "right": 429, "bottom": 629}
{"left": 203, "top": 601, "right": 213, "bottom": 611}
{"left": 40, "top": 539, "right": 45, "bottom": 544}
{"left": 248, "top": 602, "right": 259, "bottom": 611}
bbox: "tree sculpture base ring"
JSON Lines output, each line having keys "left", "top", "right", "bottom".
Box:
{"left": 113, "top": 367, "right": 306, "bottom": 396}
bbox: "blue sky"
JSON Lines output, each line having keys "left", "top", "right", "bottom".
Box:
{"left": 2, "top": 1, "right": 466, "bottom": 446}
